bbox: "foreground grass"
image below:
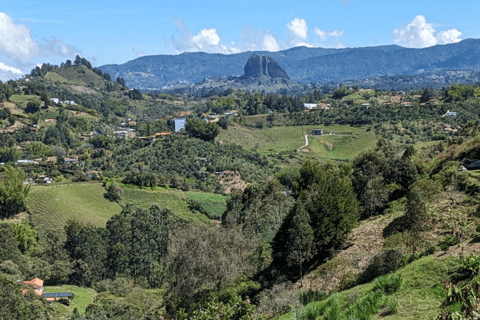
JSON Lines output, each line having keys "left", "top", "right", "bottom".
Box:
{"left": 27, "top": 183, "right": 121, "bottom": 236}
{"left": 281, "top": 255, "right": 454, "bottom": 320}
{"left": 43, "top": 285, "right": 96, "bottom": 315}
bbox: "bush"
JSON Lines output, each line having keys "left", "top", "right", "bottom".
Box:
{"left": 256, "top": 283, "right": 300, "bottom": 318}
{"left": 385, "top": 297, "right": 400, "bottom": 314}
{"left": 458, "top": 254, "right": 480, "bottom": 277}
{"left": 299, "top": 289, "right": 327, "bottom": 306}
{"left": 438, "top": 234, "right": 460, "bottom": 251}
{"left": 373, "top": 274, "right": 403, "bottom": 294}
{"left": 104, "top": 183, "right": 124, "bottom": 202}
{"left": 359, "top": 248, "right": 406, "bottom": 284}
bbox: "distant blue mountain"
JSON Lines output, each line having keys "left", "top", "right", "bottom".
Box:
{"left": 99, "top": 39, "right": 480, "bottom": 90}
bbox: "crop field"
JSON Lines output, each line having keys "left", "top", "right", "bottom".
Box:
{"left": 218, "top": 123, "right": 377, "bottom": 161}
{"left": 186, "top": 191, "right": 228, "bottom": 220}
{"left": 27, "top": 183, "right": 122, "bottom": 236}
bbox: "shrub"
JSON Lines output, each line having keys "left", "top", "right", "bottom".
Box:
{"left": 104, "top": 183, "right": 124, "bottom": 202}
{"left": 385, "top": 297, "right": 400, "bottom": 314}
{"left": 438, "top": 234, "right": 460, "bottom": 251}
{"left": 256, "top": 283, "right": 300, "bottom": 318}
{"left": 358, "top": 248, "right": 406, "bottom": 284}
{"left": 373, "top": 274, "right": 403, "bottom": 294}
{"left": 458, "top": 254, "right": 480, "bottom": 277}
{"left": 299, "top": 289, "right": 327, "bottom": 306}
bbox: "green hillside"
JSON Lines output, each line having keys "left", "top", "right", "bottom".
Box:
{"left": 218, "top": 123, "right": 377, "bottom": 161}
{"left": 27, "top": 184, "right": 217, "bottom": 237}
{"left": 27, "top": 183, "right": 121, "bottom": 235}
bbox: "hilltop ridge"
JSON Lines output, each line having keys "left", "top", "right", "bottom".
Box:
{"left": 99, "top": 38, "right": 480, "bottom": 90}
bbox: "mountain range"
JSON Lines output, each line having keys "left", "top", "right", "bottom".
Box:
{"left": 99, "top": 39, "right": 480, "bottom": 90}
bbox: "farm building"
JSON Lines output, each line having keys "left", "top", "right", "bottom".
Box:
{"left": 312, "top": 129, "right": 323, "bottom": 136}
{"left": 174, "top": 118, "right": 186, "bottom": 132}
{"left": 304, "top": 103, "right": 318, "bottom": 109}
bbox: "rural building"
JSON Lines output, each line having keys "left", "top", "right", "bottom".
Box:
{"left": 154, "top": 132, "right": 171, "bottom": 138}
{"left": 174, "top": 118, "right": 186, "bottom": 132}
{"left": 64, "top": 157, "right": 79, "bottom": 165}
{"left": 22, "top": 277, "right": 73, "bottom": 303}
{"left": 42, "top": 292, "right": 73, "bottom": 303}
{"left": 50, "top": 98, "right": 59, "bottom": 104}
{"left": 446, "top": 111, "right": 457, "bottom": 117}
{"left": 402, "top": 102, "right": 413, "bottom": 107}
{"left": 312, "top": 129, "right": 323, "bottom": 136}
{"left": 87, "top": 171, "right": 102, "bottom": 179}
{"left": 361, "top": 103, "right": 371, "bottom": 110}
{"left": 304, "top": 103, "right": 318, "bottom": 110}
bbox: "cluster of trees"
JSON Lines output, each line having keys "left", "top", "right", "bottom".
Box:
{"left": 0, "top": 166, "right": 30, "bottom": 219}
{"left": 64, "top": 204, "right": 171, "bottom": 288}
{"left": 352, "top": 141, "right": 417, "bottom": 218}
{"left": 185, "top": 118, "right": 220, "bottom": 141}
{"left": 99, "top": 135, "right": 275, "bottom": 188}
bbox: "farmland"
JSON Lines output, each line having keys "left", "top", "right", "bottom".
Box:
{"left": 218, "top": 123, "right": 377, "bottom": 161}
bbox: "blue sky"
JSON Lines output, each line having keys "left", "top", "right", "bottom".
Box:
{"left": 0, "top": 0, "right": 478, "bottom": 80}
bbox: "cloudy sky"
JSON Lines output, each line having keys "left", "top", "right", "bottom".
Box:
{"left": 0, "top": 0, "right": 478, "bottom": 81}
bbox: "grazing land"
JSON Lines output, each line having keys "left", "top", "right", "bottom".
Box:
{"left": 218, "top": 123, "right": 377, "bottom": 161}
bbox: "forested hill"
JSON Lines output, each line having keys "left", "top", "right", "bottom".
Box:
{"left": 99, "top": 38, "right": 480, "bottom": 89}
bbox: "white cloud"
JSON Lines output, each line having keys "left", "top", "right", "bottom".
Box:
{"left": 314, "top": 28, "right": 344, "bottom": 40}
{"left": 0, "top": 62, "right": 22, "bottom": 75}
{"left": 0, "top": 12, "right": 38, "bottom": 64}
{"left": 239, "top": 26, "right": 280, "bottom": 52}
{"left": 172, "top": 17, "right": 240, "bottom": 54}
{"left": 287, "top": 18, "right": 308, "bottom": 40}
{"left": 0, "top": 12, "right": 80, "bottom": 66}
{"left": 436, "top": 29, "right": 463, "bottom": 44}
{"left": 262, "top": 33, "right": 280, "bottom": 51}
{"left": 393, "top": 15, "right": 462, "bottom": 48}
{"left": 286, "top": 18, "right": 312, "bottom": 47}
{"left": 171, "top": 17, "right": 346, "bottom": 54}
{"left": 0, "top": 61, "right": 23, "bottom": 81}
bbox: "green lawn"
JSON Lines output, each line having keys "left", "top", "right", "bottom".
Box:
{"left": 43, "top": 285, "right": 96, "bottom": 315}
{"left": 27, "top": 183, "right": 122, "bottom": 236}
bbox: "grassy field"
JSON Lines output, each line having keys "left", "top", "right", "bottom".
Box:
{"left": 9, "top": 94, "right": 42, "bottom": 109}
{"left": 120, "top": 187, "right": 210, "bottom": 224}
{"left": 218, "top": 123, "right": 377, "bottom": 161}
{"left": 27, "top": 183, "right": 121, "bottom": 236}
{"left": 45, "top": 72, "right": 74, "bottom": 84}
{"left": 27, "top": 184, "right": 215, "bottom": 237}
{"left": 43, "top": 285, "right": 97, "bottom": 315}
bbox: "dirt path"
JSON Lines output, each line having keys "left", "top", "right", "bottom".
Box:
{"left": 297, "top": 135, "right": 308, "bottom": 151}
